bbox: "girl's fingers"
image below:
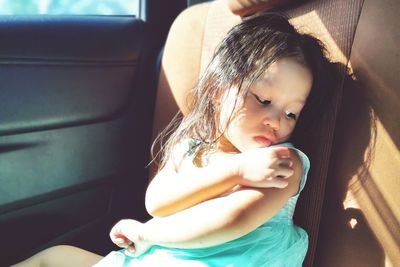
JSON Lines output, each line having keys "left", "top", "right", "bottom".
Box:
{"left": 277, "top": 158, "right": 293, "bottom": 168}
{"left": 113, "top": 234, "right": 134, "bottom": 248}
{"left": 114, "top": 237, "right": 126, "bottom": 244}
{"left": 270, "top": 178, "right": 289, "bottom": 188}
{"left": 274, "top": 167, "right": 294, "bottom": 179}
{"left": 275, "top": 169, "right": 294, "bottom": 179}
{"left": 110, "top": 228, "right": 122, "bottom": 241}
{"left": 115, "top": 238, "right": 132, "bottom": 246}
{"left": 124, "top": 244, "right": 136, "bottom": 256}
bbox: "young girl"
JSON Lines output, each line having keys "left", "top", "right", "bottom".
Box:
{"left": 14, "top": 13, "right": 334, "bottom": 267}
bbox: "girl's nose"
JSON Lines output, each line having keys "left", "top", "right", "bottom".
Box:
{"left": 262, "top": 113, "right": 280, "bottom": 130}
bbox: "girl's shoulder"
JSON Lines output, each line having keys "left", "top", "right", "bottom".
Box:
{"left": 171, "top": 138, "right": 202, "bottom": 167}
{"left": 172, "top": 139, "right": 201, "bottom": 157}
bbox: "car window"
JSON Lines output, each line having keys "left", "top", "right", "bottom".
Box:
{"left": 0, "top": 0, "right": 140, "bottom": 16}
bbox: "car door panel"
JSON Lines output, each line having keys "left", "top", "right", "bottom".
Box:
{"left": 0, "top": 15, "right": 155, "bottom": 265}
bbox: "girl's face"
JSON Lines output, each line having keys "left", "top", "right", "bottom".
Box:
{"left": 219, "top": 57, "right": 313, "bottom": 152}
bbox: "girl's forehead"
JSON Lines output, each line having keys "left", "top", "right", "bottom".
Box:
{"left": 257, "top": 59, "right": 312, "bottom": 86}
{"left": 249, "top": 58, "right": 313, "bottom": 101}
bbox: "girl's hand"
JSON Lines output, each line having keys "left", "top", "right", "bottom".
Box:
{"left": 109, "top": 219, "right": 152, "bottom": 257}
{"left": 234, "top": 146, "right": 294, "bottom": 188}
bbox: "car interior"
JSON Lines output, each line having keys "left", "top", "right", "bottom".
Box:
{"left": 0, "top": 0, "right": 399, "bottom": 266}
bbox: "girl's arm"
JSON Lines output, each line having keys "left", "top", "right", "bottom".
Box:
{"left": 146, "top": 146, "right": 293, "bottom": 217}
{"left": 145, "top": 151, "right": 239, "bottom": 217}
{"left": 115, "top": 150, "right": 302, "bottom": 253}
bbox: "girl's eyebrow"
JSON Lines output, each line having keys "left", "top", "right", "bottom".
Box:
{"left": 255, "top": 76, "right": 272, "bottom": 84}
{"left": 251, "top": 76, "right": 309, "bottom": 105}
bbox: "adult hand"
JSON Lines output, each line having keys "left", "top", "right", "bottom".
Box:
{"left": 227, "top": 0, "right": 291, "bottom": 17}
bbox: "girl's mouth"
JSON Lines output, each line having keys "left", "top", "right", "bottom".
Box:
{"left": 253, "top": 136, "right": 272, "bottom": 147}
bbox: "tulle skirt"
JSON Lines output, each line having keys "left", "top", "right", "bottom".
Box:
{"left": 93, "top": 222, "right": 308, "bottom": 267}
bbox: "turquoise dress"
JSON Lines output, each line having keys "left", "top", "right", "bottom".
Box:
{"left": 94, "top": 142, "right": 309, "bottom": 267}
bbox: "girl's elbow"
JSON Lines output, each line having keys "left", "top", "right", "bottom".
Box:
{"left": 145, "top": 194, "right": 174, "bottom": 217}
{"left": 145, "top": 201, "right": 156, "bottom": 217}
{"left": 145, "top": 180, "right": 167, "bottom": 217}
{"left": 145, "top": 195, "right": 163, "bottom": 217}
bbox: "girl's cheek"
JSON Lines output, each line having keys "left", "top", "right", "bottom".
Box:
{"left": 220, "top": 94, "right": 245, "bottom": 127}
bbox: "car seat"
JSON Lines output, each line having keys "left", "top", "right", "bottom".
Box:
{"left": 150, "top": 0, "right": 386, "bottom": 266}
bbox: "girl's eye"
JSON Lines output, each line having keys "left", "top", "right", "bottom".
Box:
{"left": 285, "top": 111, "right": 297, "bottom": 120}
{"left": 254, "top": 94, "right": 271, "bottom": 105}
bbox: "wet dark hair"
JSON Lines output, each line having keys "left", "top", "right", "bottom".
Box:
{"left": 154, "top": 12, "right": 336, "bottom": 169}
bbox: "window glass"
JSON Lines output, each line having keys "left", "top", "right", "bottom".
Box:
{"left": 0, "top": 0, "right": 139, "bottom": 16}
